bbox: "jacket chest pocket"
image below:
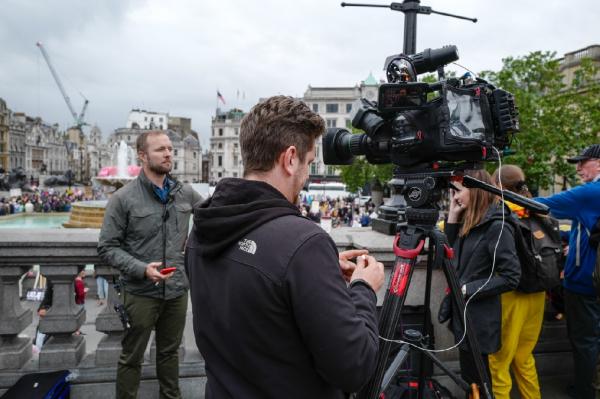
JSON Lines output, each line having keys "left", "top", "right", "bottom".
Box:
{"left": 174, "top": 203, "right": 192, "bottom": 233}
{"left": 129, "top": 207, "right": 162, "bottom": 239}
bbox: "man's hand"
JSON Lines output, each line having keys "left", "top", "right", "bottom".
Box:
{"left": 145, "top": 262, "right": 173, "bottom": 283}
{"left": 351, "top": 255, "right": 385, "bottom": 292}
{"left": 38, "top": 308, "right": 47, "bottom": 317}
{"left": 339, "top": 249, "right": 369, "bottom": 282}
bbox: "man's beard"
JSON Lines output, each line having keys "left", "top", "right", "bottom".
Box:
{"left": 148, "top": 159, "right": 171, "bottom": 175}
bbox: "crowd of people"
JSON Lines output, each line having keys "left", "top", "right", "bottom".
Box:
{"left": 0, "top": 188, "right": 92, "bottom": 215}
{"left": 298, "top": 196, "right": 378, "bottom": 227}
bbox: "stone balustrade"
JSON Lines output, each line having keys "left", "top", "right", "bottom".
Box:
{"left": 0, "top": 226, "right": 572, "bottom": 397}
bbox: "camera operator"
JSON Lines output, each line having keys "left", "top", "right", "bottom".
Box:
{"left": 98, "top": 131, "right": 202, "bottom": 399}
{"left": 444, "top": 169, "right": 521, "bottom": 390}
{"left": 534, "top": 144, "right": 600, "bottom": 399}
{"left": 185, "top": 96, "right": 385, "bottom": 398}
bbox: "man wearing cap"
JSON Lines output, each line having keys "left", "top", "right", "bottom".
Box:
{"left": 535, "top": 144, "right": 600, "bottom": 399}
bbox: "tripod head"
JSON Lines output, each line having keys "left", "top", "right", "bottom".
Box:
{"left": 376, "top": 163, "right": 549, "bottom": 233}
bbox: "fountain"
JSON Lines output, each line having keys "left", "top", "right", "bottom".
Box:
{"left": 63, "top": 141, "right": 140, "bottom": 228}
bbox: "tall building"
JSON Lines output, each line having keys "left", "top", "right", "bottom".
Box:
{"left": 302, "top": 72, "right": 380, "bottom": 181}
{"left": 0, "top": 99, "right": 9, "bottom": 171}
{"left": 209, "top": 108, "right": 244, "bottom": 182}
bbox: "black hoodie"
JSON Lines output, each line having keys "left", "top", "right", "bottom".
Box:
{"left": 186, "top": 178, "right": 379, "bottom": 398}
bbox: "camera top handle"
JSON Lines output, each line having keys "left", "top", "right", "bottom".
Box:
{"left": 340, "top": 0, "right": 477, "bottom": 55}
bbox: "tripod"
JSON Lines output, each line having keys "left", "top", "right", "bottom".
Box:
{"left": 357, "top": 171, "right": 493, "bottom": 399}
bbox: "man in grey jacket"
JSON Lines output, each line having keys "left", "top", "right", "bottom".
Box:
{"left": 98, "top": 131, "right": 202, "bottom": 399}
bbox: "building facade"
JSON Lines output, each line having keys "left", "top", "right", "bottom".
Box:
{"left": 127, "top": 109, "right": 169, "bottom": 130}
{"left": 209, "top": 108, "right": 244, "bottom": 182}
{"left": 0, "top": 99, "right": 9, "bottom": 171}
{"left": 302, "top": 72, "right": 380, "bottom": 180}
{"left": 558, "top": 44, "right": 600, "bottom": 87}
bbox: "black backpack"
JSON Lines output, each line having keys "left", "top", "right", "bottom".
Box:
{"left": 513, "top": 214, "right": 562, "bottom": 293}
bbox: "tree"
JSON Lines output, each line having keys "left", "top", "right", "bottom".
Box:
{"left": 480, "top": 52, "right": 600, "bottom": 190}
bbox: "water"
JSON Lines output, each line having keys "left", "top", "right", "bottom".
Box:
{"left": 0, "top": 214, "right": 70, "bottom": 229}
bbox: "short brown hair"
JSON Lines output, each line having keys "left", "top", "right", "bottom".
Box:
{"left": 240, "top": 96, "right": 325, "bottom": 175}
{"left": 136, "top": 130, "right": 167, "bottom": 153}
{"left": 460, "top": 169, "right": 497, "bottom": 237}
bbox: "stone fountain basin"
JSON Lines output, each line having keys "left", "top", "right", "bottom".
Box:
{"left": 62, "top": 201, "right": 108, "bottom": 229}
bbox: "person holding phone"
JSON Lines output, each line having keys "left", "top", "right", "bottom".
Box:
{"left": 98, "top": 131, "right": 202, "bottom": 399}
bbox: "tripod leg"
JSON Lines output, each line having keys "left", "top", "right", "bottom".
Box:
{"left": 356, "top": 227, "right": 426, "bottom": 399}
{"left": 439, "top": 242, "right": 493, "bottom": 399}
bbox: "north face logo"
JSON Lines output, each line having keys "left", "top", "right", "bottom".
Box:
{"left": 238, "top": 239, "right": 257, "bottom": 255}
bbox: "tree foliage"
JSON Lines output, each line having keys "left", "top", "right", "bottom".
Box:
{"left": 480, "top": 52, "right": 600, "bottom": 190}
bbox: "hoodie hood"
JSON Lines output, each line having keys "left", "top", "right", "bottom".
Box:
{"left": 193, "top": 178, "right": 300, "bottom": 258}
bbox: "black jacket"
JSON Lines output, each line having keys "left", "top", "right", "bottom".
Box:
{"left": 186, "top": 178, "right": 379, "bottom": 398}
{"left": 445, "top": 203, "right": 521, "bottom": 354}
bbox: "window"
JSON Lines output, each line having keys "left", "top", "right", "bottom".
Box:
{"left": 174, "top": 149, "right": 178, "bottom": 156}
{"left": 219, "top": 128, "right": 223, "bottom": 136}
{"left": 346, "top": 103, "right": 352, "bottom": 113}
{"left": 234, "top": 128, "right": 239, "bottom": 135}
{"left": 127, "top": 135, "right": 131, "bottom": 141}
{"left": 326, "top": 119, "right": 337, "bottom": 128}
{"left": 218, "top": 156, "right": 222, "bottom": 167}
{"left": 218, "top": 172, "right": 222, "bottom": 178}
{"left": 312, "top": 103, "right": 319, "bottom": 113}
{"left": 193, "top": 152, "right": 197, "bottom": 159}
{"left": 144, "top": 117, "right": 147, "bottom": 121}
{"left": 326, "top": 166, "right": 336, "bottom": 175}
{"left": 218, "top": 143, "right": 223, "bottom": 149}
{"left": 310, "top": 163, "right": 318, "bottom": 175}
{"left": 233, "top": 155, "right": 238, "bottom": 167}
{"left": 345, "top": 119, "right": 352, "bottom": 128}
{"left": 326, "top": 103, "right": 338, "bottom": 113}
{"left": 159, "top": 117, "right": 163, "bottom": 122}
{"left": 234, "top": 143, "right": 238, "bottom": 149}
{"left": 151, "top": 117, "right": 154, "bottom": 122}
{"left": 174, "top": 161, "right": 179, "bottom": 170}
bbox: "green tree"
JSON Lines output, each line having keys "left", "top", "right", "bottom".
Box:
{"left": 480, "top": 52, "right": 600, "bottom": 190}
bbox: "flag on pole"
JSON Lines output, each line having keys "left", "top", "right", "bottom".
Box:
{"left": 217, "top": 91, "right": 226, "bottom": 105}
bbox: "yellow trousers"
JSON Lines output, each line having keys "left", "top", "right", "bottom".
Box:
{"left": 488, "top": 290, "right": 545, "bottom": 399}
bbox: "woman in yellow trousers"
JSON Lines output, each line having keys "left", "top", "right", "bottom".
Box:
{"left": 489, "top": 165, "right": 545, "bottom": 399}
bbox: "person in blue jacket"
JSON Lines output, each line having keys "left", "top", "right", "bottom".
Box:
{"left": 535, "top": 144, "right": 600, "bottom": 399}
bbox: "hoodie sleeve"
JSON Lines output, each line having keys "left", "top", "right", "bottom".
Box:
{"left": 464, "top": 220, "right": 521, "bottom": 298}
{"left": 285, "top": 233, "right": 379, "bottom": 393}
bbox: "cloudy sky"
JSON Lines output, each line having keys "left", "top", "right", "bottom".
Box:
{"left": 0, "top": 0, "right": 597, "bottom": 148}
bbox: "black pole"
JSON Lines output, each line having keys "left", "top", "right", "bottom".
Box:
{"left": 402, "top": 0, "right": 419, "bottom": 55}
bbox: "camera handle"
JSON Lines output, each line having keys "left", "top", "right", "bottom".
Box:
{"left": 341, "top": 0, "right": 476, "bottom": 55}
{"left": 356, "top": 207, "right": 493, "bottom": 399}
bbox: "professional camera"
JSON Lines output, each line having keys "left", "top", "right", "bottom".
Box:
{"left": 323, "top": 45, "right": 519, "bottom": 169}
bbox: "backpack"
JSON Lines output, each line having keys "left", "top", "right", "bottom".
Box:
{"left": 513, "top": 214, "right": 562, "bottom": 293}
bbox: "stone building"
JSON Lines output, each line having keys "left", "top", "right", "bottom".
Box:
{"left": 126, "top": 109, "right": 168, "bottom": 130}
{"left": 183, "top": 135, "right": 202, "bottom": 183}
{"left": 8, "top": 114, "right": 26, "bottom": 171}
{"left": 0, "top": 98, "right": 9, "bottom": 171}
{"left": 558, "top": 44, "right": 600, "bottom": 87}
{"left": 302, "top": 72, "right": 380, "bottom": 180}
{"left": 209, "top": 108, "right": 244, "bottom": 182}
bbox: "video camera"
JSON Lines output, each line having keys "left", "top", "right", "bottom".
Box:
{"left": 323, "top": 45, "right": 519, "bottom": 169}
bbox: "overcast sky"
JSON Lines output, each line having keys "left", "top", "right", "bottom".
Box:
{"left": 0, "top": 0, "right": 598, "bottom": 148}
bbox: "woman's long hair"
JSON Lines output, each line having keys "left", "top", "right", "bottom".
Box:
{"left": 460, "top": 169, "right": 496, "bottom": 237}
{"left": 491, "top": 164, "right": 531, "bottom": 198}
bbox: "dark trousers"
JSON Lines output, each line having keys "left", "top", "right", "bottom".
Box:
{"left": 116, "top": 291, "right": 188, "bottom": 399}
{"left": 459, "top": 349, "right": 491, "bottom": 399}
{"left": 564, "top": 289, "right": 600, "bottom": 399}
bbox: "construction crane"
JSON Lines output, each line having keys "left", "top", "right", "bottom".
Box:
{"left": 36, "top": 41, "right": 89, "bottom": 129}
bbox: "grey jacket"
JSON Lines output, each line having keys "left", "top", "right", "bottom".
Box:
{"left": 98, "top": 170, "right": 202, "bottom": 299}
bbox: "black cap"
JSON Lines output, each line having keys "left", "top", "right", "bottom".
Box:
{"left": 567, "top": 144, "right": 600, "bottom": 163}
